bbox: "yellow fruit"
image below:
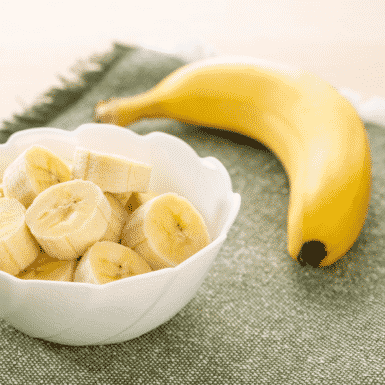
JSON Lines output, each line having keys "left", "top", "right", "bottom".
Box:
{"left": 95, "top": 55, "right": 372, "bottom": 268}
{"left": 124, "top": 191, "right": 159, "bottom": 216}
{"left": 17, "top": 250, "right": 75, "bottom": 282}
{"left": 121, "top": 193, "right": 210, "bottom": 270}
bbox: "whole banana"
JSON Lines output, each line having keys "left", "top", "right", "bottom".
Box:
{"left": 95, "top": 55, "right": 372, "bottom": 268}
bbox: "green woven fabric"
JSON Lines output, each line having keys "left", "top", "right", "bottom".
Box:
{"left": 1, "top": 43, "right": 384, "bottom": 384}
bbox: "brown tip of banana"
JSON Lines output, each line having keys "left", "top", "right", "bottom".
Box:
{"left": 296, "top": 240, "right": 327, "bottom": 268}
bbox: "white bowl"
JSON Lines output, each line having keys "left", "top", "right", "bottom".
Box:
{"left": 0, "top": 123, "right": 241, "bottom": 346}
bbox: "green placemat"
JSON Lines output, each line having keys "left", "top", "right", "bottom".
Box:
{"left": 1, "top": 43, "right": 384, "bottom": 385}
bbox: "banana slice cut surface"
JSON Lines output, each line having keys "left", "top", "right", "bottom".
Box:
{"left": 17, "top": 251, "right": 75, "bottom": 282}
{"left": 110, "top": 191, "right": 132, "bottom": 207}
{"left": 0, "top": 198, "right": 39, "bottom": 275}
{"left": 100, "top": 192, "right": 126, "bottom": 243}
{"left": 121, "top": 193, "right": 210, "bottom": 270}
{"left": 25, "top": 179, "right": 111, "bottom": 260}
{"left": 2, "top": 145, "right": 72, "bottom": 208}
{"left": 74, "top": 241, "right": 152, "bottom": 284}
{"left": 72, "top": 147, "right": 152, "bottom": 193}
{"left": 124, "top": 191, "right": 159, "bottom": 216}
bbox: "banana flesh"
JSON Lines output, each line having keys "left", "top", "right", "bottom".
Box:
{"left": 17, "top": 249, "right": 75, "bottom": 281}
{"left": 124, "top": 191, "right": 159, "bottom": 216}
{"left": 0, "top": 143, "right": 211, "bottom": 282}
{"left": 0, "top": 198, "right": 39, "bottom": 275}
{"left": 99, "top": 192, "right": 126, "bottom": 243}
{"left": 72, "top": 147, "right": 152, "bottom": 193}
{"left": 95, "top": 55, "right": 372, "bottom": 267}
{"left": 110, "top": 191, "right": 133, "bottom": 207}
{"left": 2, "top": 145, "right": 72, "bottom": 208}
{"left": 25, "top": 179, "right": 112, "bottom": 260}
{"left": 64, "top": 150, "right": 134, "bottom": 206}
{"left": 119, "top": 191, "right": 159, "bottom": 243}
{"left": 73, "top": 241, "right": 152, "bottom": 284}
{"left": 121, "top": 193, "right": 211, "bottom": 270}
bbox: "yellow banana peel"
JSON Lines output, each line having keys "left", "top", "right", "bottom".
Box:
{"left": 94, "top": 55, "right": 372, "bottom": 268}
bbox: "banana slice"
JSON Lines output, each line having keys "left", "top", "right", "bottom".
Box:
{"left": 17, "top": 249, "right": 75, "bottom": 281}
{"left": 124, "top": 191, "right": 159, "bottom": 216}
{"left": 0, "top": 198, "right": 39, "bottom": 275}
{"left": 2, "top": 145, "right": 72, "bottom": 208}
{"left": 99, "top": 192, "right": 126, "bottom": 243}
{"left": 71, "top": 146, "right": 152, "bottom": 193}
{"left": 110, "top": 191, "right": 132, "bottom": 207}
{"left": 122, "top": 191, "right": 159, "bottom": 238}
{"left": 121, "top": 193, "right": 210, "bottom": 270}
{"left": 25, "top": 179, "right": 112, "bottom": 260}
{"left": 65, "top": 159, "right": 74, "bottom": 175}
{"left": 73, "top": 241, "right": 152, "bottom": 284}
{"left": 0, "top": 185, "right": 4, "bottom": 198}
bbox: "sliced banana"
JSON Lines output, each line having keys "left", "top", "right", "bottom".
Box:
{"left": 124, "top": 191, "right": 159, "bottom": 216}
{"left": 25, "top": 179, "right": 112, "bottom": 260}
{"left": 0, "top": 184, "right": 4, "bottom": 198}
{"left": 99, "top": 192, "right": 126, "bottom": 243}
{"left": 110, "top": 191, "right": 132, "bottom": 207}
{"left": 17, "top": 249, "right": 75, "bottom": 281}
{"left": 73, "top": 241, "right": 152, "bottom": 284}
{"left": 121, "top": 193, "right": 210, "bottom": 270}
{"left": 71, "top": 146, "right": 152, "bottom": 193}
{"left": 0, "top": 198, "right": 39, "bottom": 275}
{"left": 65, "top": 159, "right": 74, "bottom": 174}
{"left": 2, "top": 145, "right": 72, "bottom": 208}
{"left": 122, "top": 191, "right": 160, "bottom": 237}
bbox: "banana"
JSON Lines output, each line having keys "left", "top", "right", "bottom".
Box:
{"left": 25, "top": 179, "right": 112, "bottom": 260}
{"left": 0, "top": 185, "right": 4, "bottom": 198}
{"left": 121, "top": 192, "right": 210, "bottom": 270}
{"left": 95, "top": 55, "right": 372, "bottom": 268}
{"left": 0, "top": 197, "right": 39, "bottom": 275}
{"left": 2, "top": 145, "right": 72, "bottom": 208}
{"left": 65, "top": 159, "right": 74, "bottom": 175}
{"left": 110, "top": 191, "right": 132, "bottom": 207}
{"left": 121, "top": 191, "right": 159, "bottom": 242}
{"left": 73, "top": 241, "right": 152, "bottom": 284}
{"left": 124, "top": 191, "right": 159, "bottom": 216}
{"left": 99, "top": 192, "right": 126, "bottom": 243}
{"left": 71, "top": 146, "right": 152, "bottom": 193}
{"left": 16, "top": 249, "right": 75, "bottom": 281}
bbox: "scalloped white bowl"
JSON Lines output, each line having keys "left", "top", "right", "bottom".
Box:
{"left": 0, "top": 123, "right": 241, "bottom": 346}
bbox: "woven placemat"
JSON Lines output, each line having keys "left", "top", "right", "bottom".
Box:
{"left": 0, "top": 43, "right": 384, "bottom": 385}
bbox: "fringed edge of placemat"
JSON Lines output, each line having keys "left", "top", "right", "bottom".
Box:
{"left": 0, "top": 41, "right": 134, "bottom": 135}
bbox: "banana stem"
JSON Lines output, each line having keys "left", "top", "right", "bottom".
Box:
{"left": 95, "top": 92, "right": 162, "bottom": 126}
